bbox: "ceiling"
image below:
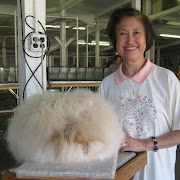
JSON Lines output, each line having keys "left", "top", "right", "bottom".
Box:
{"left": 0, "top": 0, "right": 180, "bottom": 66}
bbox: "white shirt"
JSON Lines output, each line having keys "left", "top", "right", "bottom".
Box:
{"left": 98, "top": 59, "right": 180, "bottom": 180}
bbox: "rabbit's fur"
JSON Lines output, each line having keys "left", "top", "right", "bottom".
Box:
{"left": 6, "top": 89, "right": 125, "bottom": 163}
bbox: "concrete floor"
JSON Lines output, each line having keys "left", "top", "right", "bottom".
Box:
{"left": 0, "top": 91, "right": 180, "bottom": 180}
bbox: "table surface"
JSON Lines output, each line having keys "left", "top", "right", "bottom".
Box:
{"left": 1, "top": 152, "right": 147, "bottom": 180}
{"left": 0, "top": 81, "right": 102, "bottom": 90}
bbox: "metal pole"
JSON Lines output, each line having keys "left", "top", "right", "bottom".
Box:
{"left": 157, "top": 48, "right": 160, "bottom": 65}
{"left": 60, "top": 9, "right": 67, "bottom": 67}
{"left": 2, "top": 40, "right": 6, "bottom": 67}
{"left": 132, "top": 0, "right": 141, "bottom": 10}
{"left": 76, "top": 16, "right": 79, "bottom": 67}
{"left": 34, "top": 0, "right": 38, "bottom": 33}
{"left": 150, "top": 40, "right": 155, "bottom": 63}
{"left": 86, "top": 24, "right": 89, "bottom": 67}
{"left": 95, "top": 27, "right": 100, "bottom": 67}
{"left": 14, "top": 10, "right": 18, "bottom": 81}
{"left": 14, "top": 10, "right": 19, "bottom": 105}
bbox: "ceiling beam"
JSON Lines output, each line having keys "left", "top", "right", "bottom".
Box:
{"left": 159, "top": 16, "right": 180, "bottom": 23}
{"left": 47, "top": 0, "right": 83, "bottom": 13}
{"left": 157, "top": 40, "right": 180, "bottom": 49}
{"left": 153, "top": 24, "right": 180, "bottom": 36}
{"left": 0, "top": 37, "right": 8, "bottom": 44}
{"left": 63, "top": 0, "right": 83, "bottom": 10}
{"left": 49, "top": 23, "right": 104, "bottom": 52}
{"left": 95, "top": 0, "right": 131, "bottom": 18}
{"left": 149, "top": 5, "right": 180, "bottom": 21}
{"left": 153, "top": 24, "right": 180, "bottom": 30}
{"left": 100, "top": 45, "right": 113, "bottom": 52}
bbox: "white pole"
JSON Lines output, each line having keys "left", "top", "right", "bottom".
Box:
{"left": 34, "top": 0, "right": 38, "bottom": 33}
{"left": 60, "top": 9, "right": 67, "bottom": 67}
{"left": 76, "top": 16, "right": 79, "bottom": 67}
{"left": 157, "top": 48, "right": 160, "bottom": 65}
{"left": 14, "top": 10, "right": 18, "bottom": 82}
{"left": 17, "top": 0, "right": 46, "bottom": 103}
{"left": 132, "top": 0, "right": 141, "bottom": 10}
{"left": 86, "top": 24, "right": 89, "bottom": 67}
{"left": 95, "top": 26, "right": 100, "bottom": 67}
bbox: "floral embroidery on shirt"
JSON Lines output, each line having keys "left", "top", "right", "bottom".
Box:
{"left": 113, "top": 95, "right": 157, "bottom": 138}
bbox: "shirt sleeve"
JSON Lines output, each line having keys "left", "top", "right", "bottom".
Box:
{"left": 169, "top": 72, "right": 180, "bottom": 131}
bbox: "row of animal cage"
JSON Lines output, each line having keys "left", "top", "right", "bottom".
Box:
{"left": 0, "top": 67, "right": 16, "bottom": 82}
{"left": 0, "top": 67, "right": 119, "bottom": 83}
{"left": 48, "top": 67, "right": 118, "bottom": 81}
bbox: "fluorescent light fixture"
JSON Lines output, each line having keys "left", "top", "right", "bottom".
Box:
{"left": 46, "top": 25, "right": 70, "bottom": 28}
{"left": 46, "top": 25, "right": 60, "bottom": 28}
{"left": 72, "top": 27, "right": 86, "bottom": 30}
{"left": 78, "top": 40, "right": 110, "bottom": 46}
{"left": 91, "top": 40, "right": 110, "bottom": 46}
{"left": 160, "top": 34, "right": 180, "bottom": 38}
{"left": 46, "top": 25, "right": 85, "bottom": 30}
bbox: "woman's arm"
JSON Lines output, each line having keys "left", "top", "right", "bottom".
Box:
{"left": 120, "top": 130, "right": 180, "bottom": 152}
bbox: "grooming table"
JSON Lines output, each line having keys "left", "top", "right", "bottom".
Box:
{"left": 0, "top": 81, "right": 101, "bottom": 90}
{"left": 1, "top": 152, "right": 147, "bottom": 180}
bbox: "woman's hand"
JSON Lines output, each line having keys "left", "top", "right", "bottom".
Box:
{"left": 120, "top": 136, "right": 153, "bottom": 152}
{"left": 120, "top": 130, "right": 180, "bottom": 152}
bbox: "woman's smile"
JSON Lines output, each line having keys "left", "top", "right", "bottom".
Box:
{"left": 124, "top": 46, "right": 138, "bottom": 51}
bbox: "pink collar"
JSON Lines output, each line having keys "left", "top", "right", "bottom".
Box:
{"left": 115, "top": 59, "right": 154, "bottom": 85}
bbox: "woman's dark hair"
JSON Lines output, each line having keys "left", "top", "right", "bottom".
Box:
{"left": 107, "top": 7, "right": 155, "bottom": 51}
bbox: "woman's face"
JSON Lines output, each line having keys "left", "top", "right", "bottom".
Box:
{"left": 116, "top": 16, "right": 146, "bottom": 63}
{"left": 115, "top": 57, "right": 121, "bottom": 65}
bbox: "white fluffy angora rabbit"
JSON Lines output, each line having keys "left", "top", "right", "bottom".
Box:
{"left": 6, "top": 89, "right": 125, "bottom": 164}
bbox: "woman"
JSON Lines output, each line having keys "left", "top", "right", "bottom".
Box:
{"left": 109, "top": 55, "right": 121, "bottom": 68}
{"left": 98, "top": 8, "right": 180, "bottom": 180}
